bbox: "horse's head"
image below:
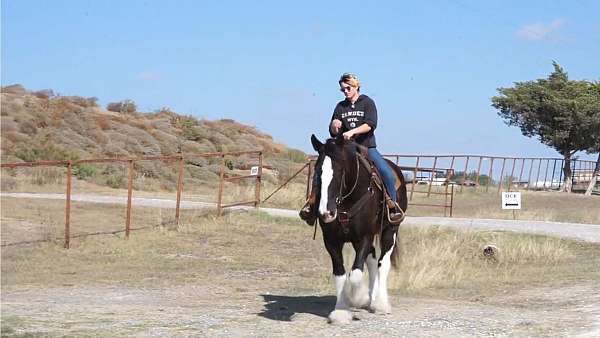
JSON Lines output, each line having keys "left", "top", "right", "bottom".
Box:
{"left": 311, "top": 134, "right": 358, "bottom": 223}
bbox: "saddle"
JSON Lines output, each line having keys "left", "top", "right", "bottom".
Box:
{"left": 355, "top": 144, "right": 402, "bottom": 191}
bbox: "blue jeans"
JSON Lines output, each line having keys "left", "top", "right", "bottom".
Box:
{"left": 368, "top": 148, "right": 397, "bottom": 202}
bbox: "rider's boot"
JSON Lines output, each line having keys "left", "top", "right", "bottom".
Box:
{"left": 386, "top": 197, "right": 405, "bottom": 225}
{"left": 299, "top": 189, "right": 317, "bottom": 226}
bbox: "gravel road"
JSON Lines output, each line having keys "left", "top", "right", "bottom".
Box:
{"left": 2, "top": 192, "right": 599, "bottom": 243}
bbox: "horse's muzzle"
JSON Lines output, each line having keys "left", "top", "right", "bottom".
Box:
{"left": 320, "top": 209, "right": 337, "bottom": 223}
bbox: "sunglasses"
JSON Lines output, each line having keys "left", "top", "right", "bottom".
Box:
{"left": 340, "top": 86, "right": 354, "bottom": 93}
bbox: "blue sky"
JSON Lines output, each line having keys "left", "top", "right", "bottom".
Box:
{"left": 2, "top": 0, "right": 599, "bottom": 159}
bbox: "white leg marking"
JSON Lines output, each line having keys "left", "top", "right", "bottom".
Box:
{"left": 366, "top": 253, "right": 379, "bottom": 306}
{"left": 349, "top": 269, "right": 363, "bottom": 285}
{"left": 329, "top": 273, "right": 353, "bottom": 324}
{"left": 318, "top": 156, "right": 333, "bottom": 216}
{"left": 348, "top": 269, "right": 369, "bottom": 308}
{"left": 371, "top": 233, "right": 396, "bottom": 314}
{"left": 333, "top": 274, "right": 348, "bottom": 309}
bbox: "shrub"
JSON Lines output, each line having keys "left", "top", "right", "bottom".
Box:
{"left": 106, "top": 174, "right": 125, "bottom": 189}
{"left": 32, "top": 89, "right": 55, "bottom": 99}
{"left": 107, "top": 100, "right": 137, "bottom": 114}
{"left": 19, "top": 120, "right": 37, "bottom": 135}
{"left": 15, "top": 145, "right": 80, "bottom": 162}
{"left": 73, "top": 164, "right": 97, "bottom": 179}
{"left": 283, "top": 148, "right": 308, "bottom": 163}
{"left": 1, "top": 84, "right": 26, "bottom": 95}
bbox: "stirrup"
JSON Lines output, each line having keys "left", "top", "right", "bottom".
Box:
{"left": 386, "top": 201, "right": 405, "bottom": 225}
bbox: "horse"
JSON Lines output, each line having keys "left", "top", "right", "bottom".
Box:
{"left": 310, "top": 134, "right": 408, "bottom": 324}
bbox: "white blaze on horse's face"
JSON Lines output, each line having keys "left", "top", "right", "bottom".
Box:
{"left": 318, "top": 156, "right": 337, "bottom": 223}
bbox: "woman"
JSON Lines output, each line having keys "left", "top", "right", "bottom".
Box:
{"left": 300, "top": 73, "right": 403, "bottom": 224}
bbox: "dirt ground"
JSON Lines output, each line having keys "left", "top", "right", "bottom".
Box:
{"left": 2, "top": 203, "right": 600, "bottom": 337}
{"left": 2, "top": 279, "right": 600, "bottom": 337}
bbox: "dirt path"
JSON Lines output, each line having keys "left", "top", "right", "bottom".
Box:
{"left": 3, "top": 192, "right": 600, "bottom": 243}
{"left": 2, "top": 282, "right": 599, "bottom": 337}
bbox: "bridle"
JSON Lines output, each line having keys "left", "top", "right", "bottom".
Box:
{"left": 334, "top": 152, "right": 383, "bottom": 231}
{"left": 336, "top": 155, "right": 361, "bottom": 205}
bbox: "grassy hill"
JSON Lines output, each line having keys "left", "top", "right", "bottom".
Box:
{"left": 1, "top": 84, "right": 309, "bottom": 192}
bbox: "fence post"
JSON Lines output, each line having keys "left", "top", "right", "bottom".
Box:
{"left": 175, "top": 155, "right": 184, "bottom": 224}
{"left": 64, "top": 161, "right": 72, "bottom": 249}
{"left": 518, "top": 158, "right": 525, "bottom": 187}
{"left": 306, "top": 160, "right": 313, "bottom": 200}
{"left": 486, "top": 158, "right": 494, "bottom": 192}
{"left": 449, "top": 182, "right": 454, "bottom": 217}
{"left": 126, "top": 159, "right": 134, "bottom": 239}
{"left": 508, "top": 158, "right": 517, "bottom": 191}
{"left": 460, "top": 156, "right": 470, "bottom": 192}
{"left": 217, "top": 154, "right": 225, "bottom": 216}
{"left": 427, "top": 156, "right": 438, "bottom": 197}
{"left": 410, "top": 156, "right": 420, "bottom": 201}
{"left": 497, "top": 158, "right": 506, "bottom": 193}
{"left": 475, "top": 156, "right": 483, "bottom": 188}
{"left": 526, "top": 159, "right": 534, "bottom": 191}
{"left": 254, "top": 151, "right": 263, "bottom": 207}
{"left": 535, "top": 159, "right": 542, "bottom": 189}
{"left": 550, "top": 159, "right": 557, "bottom": 189}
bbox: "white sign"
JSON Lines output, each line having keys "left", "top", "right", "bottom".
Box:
{"left": 250, "top": 166, "right": 259, "bottom": 176}
{"left": 502, "top": 192, "right": 521, "bottom": 210}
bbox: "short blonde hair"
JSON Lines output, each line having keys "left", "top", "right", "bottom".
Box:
{"left": 339, "top": 73, "right": 360, "bottom": 91}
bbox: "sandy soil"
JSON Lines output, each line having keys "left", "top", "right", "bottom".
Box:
{"left": 2, "top": 281, "right": 599, "bottom": 337}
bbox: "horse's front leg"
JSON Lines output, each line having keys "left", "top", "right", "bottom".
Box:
{"left": 323, "top": 233, "right": 352, "bottom": 324}
{"left": 370, "top": 226, "right": 399, "bottom": 314}
{"left": 348, "top": 237, "right": 373, "bottom": 309}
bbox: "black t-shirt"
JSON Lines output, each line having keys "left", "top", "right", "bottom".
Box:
{"left": 330, "top": 94, "right": 378, "bottom": 148}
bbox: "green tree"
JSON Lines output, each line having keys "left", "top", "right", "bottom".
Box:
{"left": 584, "top": 83, "right": 600, "bottom": 195}
{"left": 491, "top": 62, "right": 600, "bottom": 192}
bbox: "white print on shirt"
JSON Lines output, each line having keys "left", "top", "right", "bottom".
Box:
{"left": 341, "top": 111, "right": 364, "bottom": 118}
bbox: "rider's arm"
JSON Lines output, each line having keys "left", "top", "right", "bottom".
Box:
{"left": 362, "top": 97, "right": 378, "bottom": 130}
{"left": 343, "top": 123, "right": 371, "bottom": 139}
{"left": 330, "top": 119, "right": 342, "bottom": 135}
{"left": 330, "top": 104, "right": 344, "bottom": 136}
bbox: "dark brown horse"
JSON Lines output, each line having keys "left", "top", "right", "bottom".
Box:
{"left": 310, "top": 134, "right": 408, "bottom": 324}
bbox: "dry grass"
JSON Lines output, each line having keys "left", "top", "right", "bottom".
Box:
{"left": 390, "top": 226, "right": 582, "bottom": 297}
{"left": 2, "top": 200, "right": 599, "bottom": 300}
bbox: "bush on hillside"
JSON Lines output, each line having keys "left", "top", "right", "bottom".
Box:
{"left": 32, "top": 89, "right": 55, "bottom": 99}
{"left": 1, "top": 84, "right": 26, "bottom": 95}
{"left": 15, "top": 144, "right": 80, "bottom": 163}
{"left": 107, "top": 100, "right": 137, "bottom": 114}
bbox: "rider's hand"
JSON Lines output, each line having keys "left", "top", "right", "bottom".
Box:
{"left": 343, "top": 130, "right": 354, "bottom": 140}
{"left": 330, "top": 119, "right": 342, "bottom": 135}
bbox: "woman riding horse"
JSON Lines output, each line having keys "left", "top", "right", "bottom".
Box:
{"left": 308, "top": 134, "right": 408, "bottom": 323}
{"left": 300, "top": 73, "right": 404, "bottom": 225}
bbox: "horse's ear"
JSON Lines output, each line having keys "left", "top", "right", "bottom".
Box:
{"left": 311, "top": 134, "right": 323, "bottom": 152}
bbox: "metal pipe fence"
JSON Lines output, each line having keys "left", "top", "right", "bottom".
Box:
{"left": 383, "top": 154, "right": 596, "bottom": 192}
{"left": 1, "top": 150, "right": 263, "bottom": 248}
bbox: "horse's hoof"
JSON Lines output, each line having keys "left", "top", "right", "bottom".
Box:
{"left": 328, "top": 309, "right": 353, "bottom": 324}
{"left": 369, "top": 301, "right": 392, "bottom": 315}
{"left": 348, "top": 289, "right": 370, "bottom": 308}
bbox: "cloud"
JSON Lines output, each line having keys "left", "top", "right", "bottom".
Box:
{"left": 137, "top": 71, "right": 161, "bottom": 81}
{"left": 516, "top": 19, "right": 566, "bottom": 41}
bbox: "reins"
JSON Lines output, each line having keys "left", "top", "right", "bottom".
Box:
{"left": 335, "top": 153, "right": 383, "bottom": 232}
{"left": 337, "top": 155, "right": 361, "bottom": 204}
